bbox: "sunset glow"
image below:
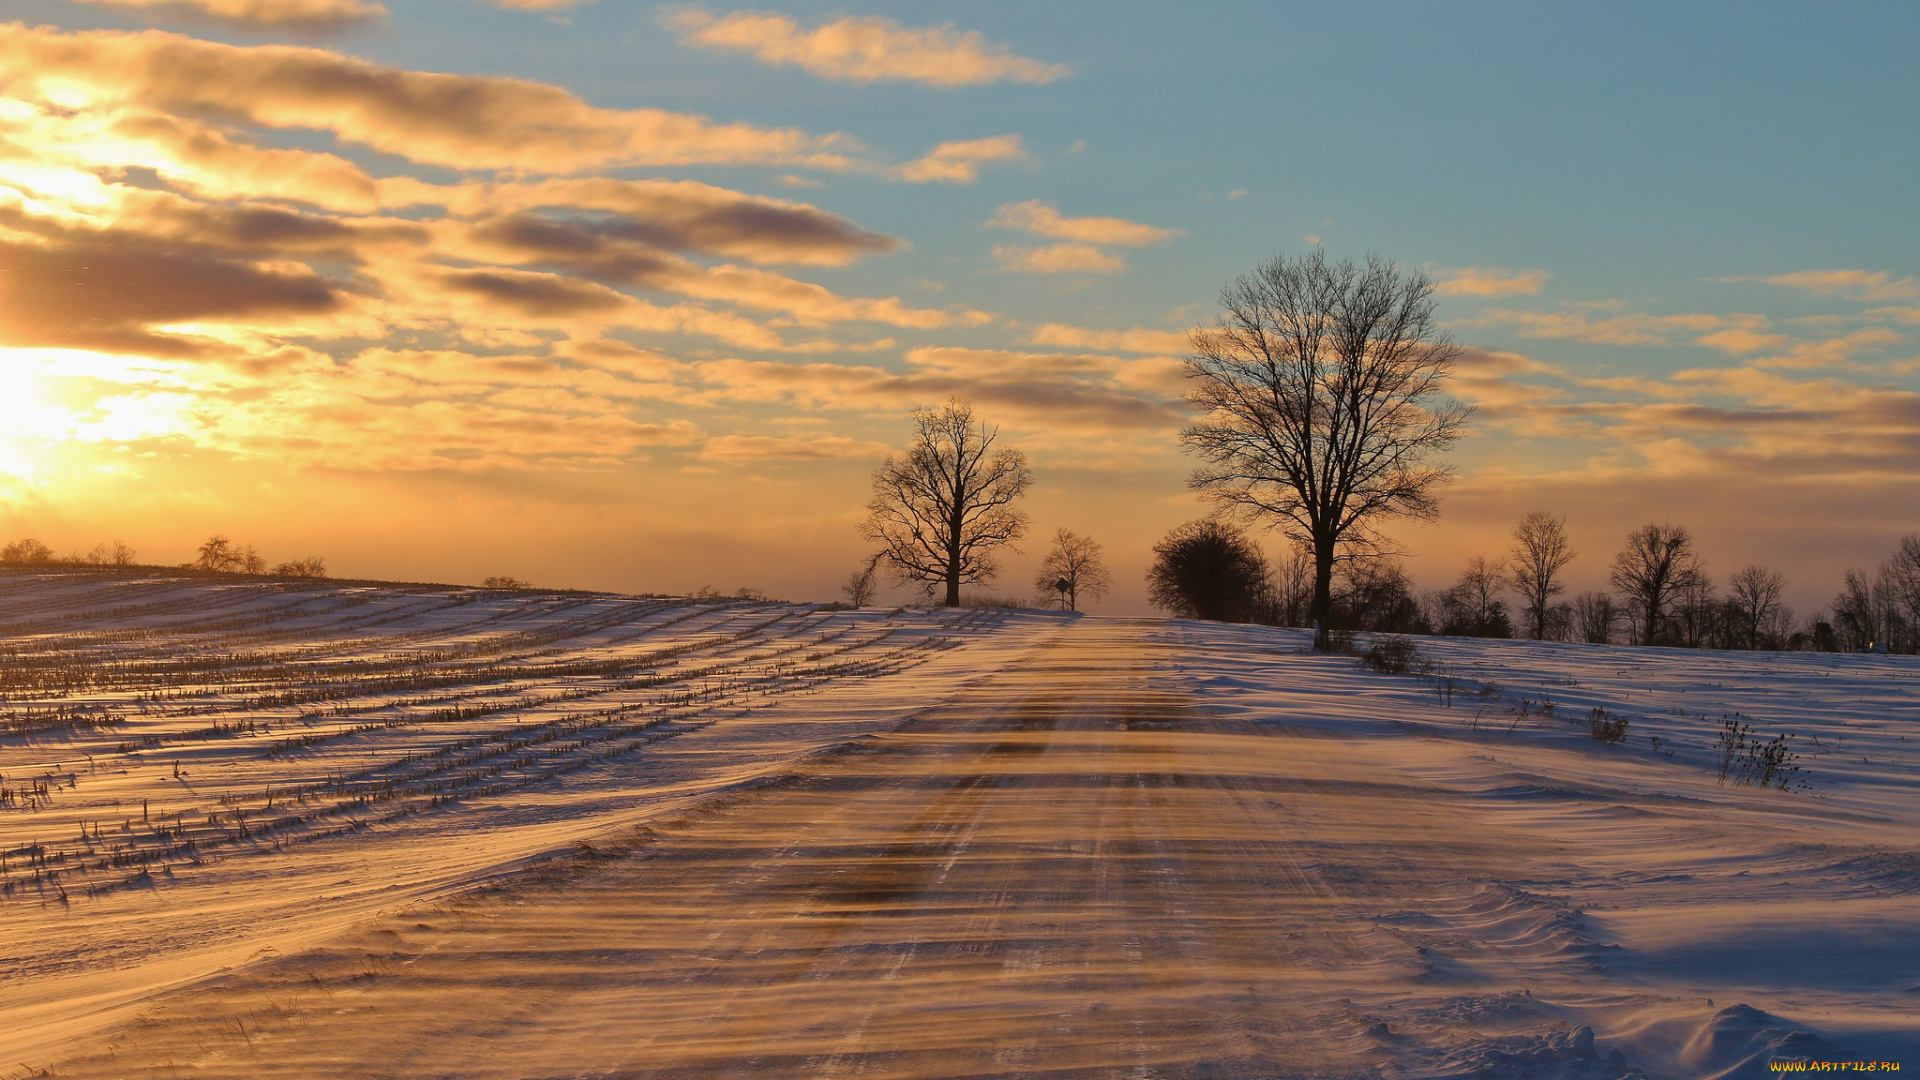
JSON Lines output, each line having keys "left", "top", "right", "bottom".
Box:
{"left": 0, "top": 2, "right": 1914, "bottom": 609}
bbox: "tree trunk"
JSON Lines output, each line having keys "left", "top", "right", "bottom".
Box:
{"left": 1311, "top": 538, "right": 1336, "bottom": 651}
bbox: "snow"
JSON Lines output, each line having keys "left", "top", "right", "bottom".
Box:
{"left": 1, "top": 571, "right": 1914, "bottom": 1078}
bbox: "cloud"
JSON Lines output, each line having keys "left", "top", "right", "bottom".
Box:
{"left": 391, "top": 178, "right": 897, "bottom": 266}
{"left": 0, "top": 225, "right": 341, "bottom": 355}
{"left": 1744, "top": 270, "right": 1920, "bottom": 303}
{"left": 667, "top": 10, "right": 1071, "bottom": 87}
{"left": 1434, "top": 266, "right": 1551, "bottom": 298}
{"left": 1468, "top": 308, "right": 1767, "bottom": 347}
{"left": 689, "top": 346, "right": 1186, "bottom": 435}
{"left": 0, "top": 25, "right": 860, "bottom": 175}
{"left": 986, "top": 200, "right": 1179, "bottom": 247}
{"left": 72, "top": 0, "right": 387, "bottom": 30}
{"left": 699, "top": 433, "right": 891, "bottom": 462}
{"left": 1695, "top": 328, "right": 1790, "bottom": 355}
{"left": 894, "top": 135, "right": 1026, "bottom": 184}
{"left": 440, "top": 214, "right": 976, "bottom": 328}
{"left": 483, "top": 0, "right": 590, "bottom": 9}
{"left": 1026, "top": 323, "right": 1192, "bottom": 354}
{"left": 1749, "top": 327, "right": 1905, "bottom": 370}
{"left": 991, "top": 243, "right": 1126, "bottom": 275}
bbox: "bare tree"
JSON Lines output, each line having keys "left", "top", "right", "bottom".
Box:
{"left": 1146, "top": 520, "right": 1273, "bottom": 623}
{"left": 1727, "top": 565, "right": 1785, "bottom": 650}
{"left": 1033, "top": 529, "right": 1111, "bottom": 611}
{"left": 1609, "top": 524, "right": 1706, "bottom": 646}
{"left": 841, "top": 555, "right": 880, "bottom": 607}
{"left": 1439, "top": 556, "right": 1512, "bottom": 638}
{"left": 1180, "top": 250, "right": 1471, "bottom": 651}
{"left": 1876, "top": 534, "right": 1920, "bottom": 653}
{"left": 74, "top": 541, "right": 138, "bottom": 567}
{"left": 273, "top": 556, "right": 328, "bottom": 579}
{"left": 1335, "top": 557, "right": 1426, "bottom": 633}
{"left": 861, "top": 400, "right": 1032, "bottom": 607}
{"left": 195, "top": 534, "right": 243, "bottom": 572}
{"left": 1571, "top": 591, "right": 1617, "bottom": 644}
{"left": 1271, "top": 544, "right": 1314, "bottom": 628}
{"left": 1, "top": 538, "right": 54, "bottom": 565}
{"left": 1504, "top": 511, "right": 1577, "bottom": 640}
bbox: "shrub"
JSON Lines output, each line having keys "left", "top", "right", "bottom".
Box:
{"left": 1146, "top": 519, "right": 1274, "bottom": 623}
{"left": 1717, "top": 715, "right": 1804, "bottom": 789}
{"left": 1587, "top": 707, "right": 1629, "bottom": 743}
{"left": 1359, "top": 635, "right": 1421, "bottom": 674}
{"left": 273, "top": 556, "right": 328, "bottom": 578}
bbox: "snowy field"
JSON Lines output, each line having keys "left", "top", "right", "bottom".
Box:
{"left": 1, "top": 570, "right": 1915, "bottom": 1079}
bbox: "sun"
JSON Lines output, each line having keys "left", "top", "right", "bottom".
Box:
{"left": 0, "top": 352, "right": 75, "bottom": 484}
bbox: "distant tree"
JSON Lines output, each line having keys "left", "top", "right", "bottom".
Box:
{"left": 1571, "top": 591, "right": 1617, "bottom": 644}
{"left": 1033, "top": 529, "right": 1111, "bottom": 611}
{"left": 1875, "top": 534, "right": 1920, "bottom": 653}
{"left": 1831, "top": 568, "right": 1880, "bottom": 651}
{"left": 1270, "top": 545, "right": 1314, "bottom": 628}
{"left": 1671, "top": 573, "right": 1718, "bottom": 649}
{"left": 273, "top": 556, "right": 329, "bottom": 579}
{"left": 1, "top": 538, "right": 54, "bottom": 565}
{"left": 860, "top": 400, "right": 1032, "bottom": 607}
{"left": 1727, "top": 565, "right": 1786, "bottom": 650}
{"left": 1504, "top": 511, "right": 1577, "bottom": 640}
{"left": 240, "top": 545, "right": 267, "bottom": 574}
{"left": 72, "top": 541, "right": 137, "bottom": 567}
{"left": 194, "top": 534, "right": 244, "bottom": 572}
{"left": 841, "top": 556, "right": 879, "bottom": 607}
{"left": 1609, "top": 524, "right": 1706, "bottom": 646}
{"left": 1179, "top": 249, "right": 1471, "bottom": 651}
{"left": 1543, "top": 601, "right": 1575, "bottom": 642}
{"left": 483, "top": 575, "right": 531, "bottom": 589}
{"left": 1831, "top": 535, "right": 1920, "bottom": 653}
{"left": 1439, "top": 556, "right": 1512, "bottom": 638}
{"left": 1146, "top": 520, "right": 1273, "bottom": 623}
{"left": 1334, "top": 558, "right": 1427, "bottom": 633}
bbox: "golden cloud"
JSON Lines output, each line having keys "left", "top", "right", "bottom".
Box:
{"left": 1748, "top": 269, "right": 1920, "bottom": 303}
{"left": 895, "top": 135, "right": 1025, "bottom": 184}
{"left": 1433, "top": 266, "right": 1551, "bottom": 298}
{"left": 698, "top": 433, "right": 893, "bottom": 463}
{"left": 667, "top": 10, "right": 1071, "bottom": 87}
{"left": 1466, "top": 307, "right": 1765, "bottom": 347}
{"left": 987, "top": 200, "right": 1179, "bottom": 247}
{"left": 686, "top": 346, "right": 1186, "bottom": 435}
{"left": 73, "top": 0, "right": 387, "bottom": 29}
{"left": 992, "top": 242, "right": 1126, "bottom": 275}
{"left": 0, "top": 24, "right": 860, "bottom": 175}
{"left": 1025, "top": 323, "right": 1192, "bottom": 355}
{"left": 393, "top": 178, "right": 897, "bottom": 266}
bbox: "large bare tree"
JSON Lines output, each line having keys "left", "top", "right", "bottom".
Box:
{"left": 1505, "top": 510, "right": 1578, "bottom": 640}
{"left": 1033, "top": 528, "right": 1111, "bottom": 611}
{"left": 1608, "top": 524, "right": 1705, "bottom": 646}
{"left": 860, "top": 400, "right": 1032, "bottom": 607}
{"left": 1180, "top": 249, "right": 1471, "bottom": 650}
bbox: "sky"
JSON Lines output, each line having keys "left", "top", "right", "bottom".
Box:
{"left": 0, "top": 0, "right": 1915, "bottom": 615}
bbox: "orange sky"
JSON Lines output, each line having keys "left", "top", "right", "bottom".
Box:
{"left": 2, "top": 5, "right": 1916, "bottom": 616}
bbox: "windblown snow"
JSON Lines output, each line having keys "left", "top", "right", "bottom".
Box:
{"left": 1, "top": 570, "right": 1914, "bottom": 1079}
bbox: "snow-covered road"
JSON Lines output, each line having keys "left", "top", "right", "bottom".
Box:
{"left": 5, "top": 574, "right": 1916, "bottom": 1078}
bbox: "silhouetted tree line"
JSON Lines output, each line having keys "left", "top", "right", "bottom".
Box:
{"left": 1140, "top": 513, "right": 1920, "bottom": 656}
{"left": 0, "top": 535, "right": 326, "bottom": 578}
